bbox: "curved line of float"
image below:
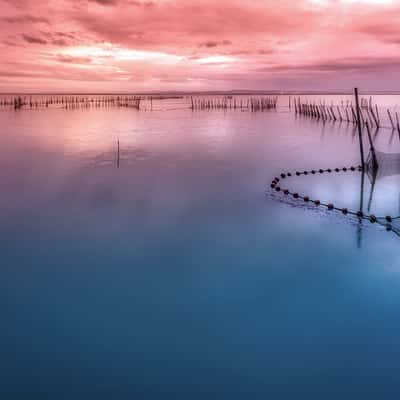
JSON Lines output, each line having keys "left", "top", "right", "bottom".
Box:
{"left": 269, "top": 165, "right": 400, "bottom": 234}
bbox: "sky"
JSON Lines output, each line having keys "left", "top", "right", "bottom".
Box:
{"left": 0, "top": 0, "right": 399, "bottom": 93}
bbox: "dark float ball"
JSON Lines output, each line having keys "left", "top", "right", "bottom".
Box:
{"left": 369, "top": 215, "right": 377, "bottom": 223}
{"left": 386, "top": 216, "right": 392, "bottom": 223}
{"left": 275, "top": 186, "right": 281, "bottom": 192}
{"left": 327, "top": 203, "right": 334, "bottom": 210}
{"left": 319, "top": 169, "right": 324, "bottom": 174}
{"left": 284, "top": 190, "right": 289, "bottom": 195}
{"left": 357, "top": 211, "right": 363, "bottom": 218}
{"left": 293, "top": 193, "right": 299, "bottom": 198}
{"left": 304, "top": 196, "right": 310, "bottom": 202}
{"left": 342, "top": 208, "right": 348, "bottom": 215}
{"left": 281, "top": 173, "right": 286, "bottom": 179}
{"left": 335, "top": 168, "right": 340, "bottom": 172}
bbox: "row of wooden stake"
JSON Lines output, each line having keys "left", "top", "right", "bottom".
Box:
{"left": 0, "top": 96, "right": 141, "bottom": 110}
{"left": 190, "top": 96, "right": 277, "bottom": 112}
{"left": 291, "top": 96, "right": 400, "bottom": 133}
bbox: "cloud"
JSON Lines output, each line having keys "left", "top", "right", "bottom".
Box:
{"left": 88, "top": 0, "right": 119, "bottom": 5}
{"left": 198, "top": 40, "right": 232, "bottom": 48}
{"left": 129, "top": 0, "right": 156, "bottom": 7}
{"left": 21, "top": 34, "right": 47, "bottom": 44}
{"left": 255, "top": 57, "right": 400, "bottom": 74}
{"left": 1, "top": 0, "right": 400, "bottom": 91}
{"left": 199, "top": 41, "right": 218, "bottom": 48}
{"left": 257, "top": 49, "right": 274, "bottom": 55}
{"left": 55, "top": 54, "right": 93, "bottom": 64}
{"left": 2, "top": 39, "right": 19, "bottom": 47}
{"left": 3, "top": 14, "right": 50, "bottom": 25}
{"left": 356, "top": 23, "right": 400, "bottom": 44}
{"left": 52, "top": 39, "right": 68, "bottom": 46}
{"left": 70, "top": 0, "right": 313, "bottom": 51}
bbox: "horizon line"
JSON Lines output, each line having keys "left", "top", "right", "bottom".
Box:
{"left": 2, "top": 89, "right": 400, "bottom": 96}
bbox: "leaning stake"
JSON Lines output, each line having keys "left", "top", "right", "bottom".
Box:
{"left": 354, "top": 88, "right": 365, "bottom": 168}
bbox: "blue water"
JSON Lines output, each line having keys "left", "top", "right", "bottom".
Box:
{"left": 1, "top": 97, "right": 400, "bottom": 399}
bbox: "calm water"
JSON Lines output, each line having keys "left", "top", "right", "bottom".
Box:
{"left": 2, "top": 95, "right": 400, "bottom": 399}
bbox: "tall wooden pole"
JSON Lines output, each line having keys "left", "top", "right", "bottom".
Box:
{"left": 365, "top": 121, "right": 378, "bottom": 170}
{"left": 354, "top": 88, "right": 365, "bottom": 169}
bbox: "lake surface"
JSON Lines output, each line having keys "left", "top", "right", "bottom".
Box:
{"left": 1, "top": 94, "right": 400, "bottom": 399}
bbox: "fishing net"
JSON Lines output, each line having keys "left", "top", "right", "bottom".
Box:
{"left": 270, "top": 158, "right": 400, "bottom": 238}
{"left": 366, "top": 150, "right": 400, "bottom": 180}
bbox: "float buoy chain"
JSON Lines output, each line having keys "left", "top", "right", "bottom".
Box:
{"left": 269, "top": 165, "right": 397, "bottom": 232}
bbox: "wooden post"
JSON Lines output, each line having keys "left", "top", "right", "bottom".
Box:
{"left": 336, "top": 106, "right": 343, "bottom": 122}
{"left": 396, "top": 112, "right": 400, "bottom": 135}
{"left": 387, "top": 109, "right": 395, "bottom": 130}
{"left": 351, "top": 105, "right": 357, "bottom": 124}
{"left": 354, "top": 88, "right": 365, "bottom": 168}
{"left": 365, "top": 122, "right": 378, "bottom": 170}
{"left": 366, "top": 108, "right": 374, "bottom": 128}
{"left": 330, "top": 106, "right": 337, "bottom": 121}
{"left": 375, "top": 104, "right": 380, "bottom": 126}
{"left": 369, "top": 104, "right": 379, "bottom": 128}
{"left": 345, "top": 107, "right": 350, "bottom": 123}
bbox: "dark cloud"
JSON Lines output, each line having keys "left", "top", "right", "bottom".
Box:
{"left": 199, "top": 41, "right": 218, "bottom": 48}
{"left": 255, "top": 57, "right": 400, "bottom": 74}
{"left": 88, "top": 0, "right": 156, "bottom": 7}
{"left": 258, "top": 49, "right": 274, "bottom": 55}
{"left": 226, "top": 50, "right": 251, "bottom": 55}
{"left": 129, "top": 0, "right": 156, "bottom": 7}
{"left": 88, "top": 0, "right": 119, "bottom": 5}
{"left": 2, "top": 39, "right": 19, "bottom": 47}
{"left": 52, "top": 39, "right": 68, "bottom": 46}
{"left": 56, "top": 55, "right": 93, "bottom": 64}
{"left": 0, "top": 69, "right": 41, "bottom": 78}
{"left": 34, "top": 31, "right": 78, "bottom": 47}
{"left": 21, "top": 34, "right": 47, "bottom": 44}
{"left": 3, "top": 14, "right": 50, "bottom": 25}
{"left": 54, "top": 32, "right": 78, "bottom": 40}
{"left": 199, "top": 40, "right": 232, "bottom": 48}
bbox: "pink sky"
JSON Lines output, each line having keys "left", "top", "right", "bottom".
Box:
{"left": 1, "top": 0, "right": 399, "bottom": 92}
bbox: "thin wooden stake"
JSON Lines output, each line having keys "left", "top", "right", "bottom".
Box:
{"left": 387, "top": 109, "right": 395, "bottom": 130}
{"left": 354, "top": 88, "right": 365, "bottom": 168}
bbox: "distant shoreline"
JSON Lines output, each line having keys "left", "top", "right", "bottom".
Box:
{"left": 1, "top": 90, "right": 400, "bottom": 96}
